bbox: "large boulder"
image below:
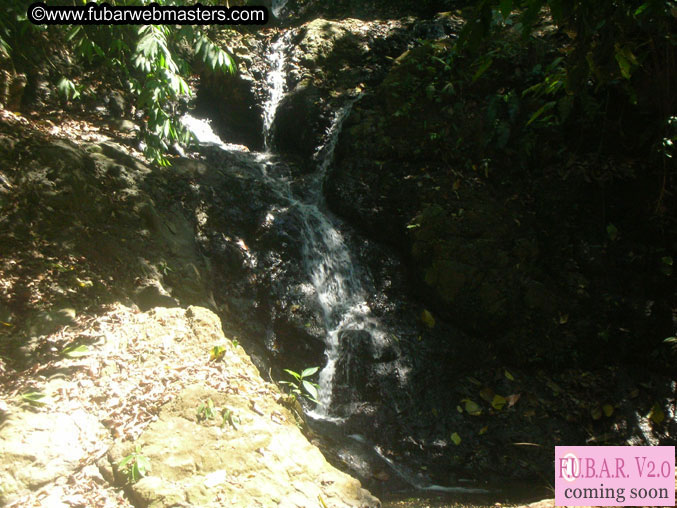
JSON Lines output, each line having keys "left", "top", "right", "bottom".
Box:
{"left": 0, "top": 304, "right": 379, "bottom": 507}
{"left": 0, "top": 409, "right": 108, "bottom": 504}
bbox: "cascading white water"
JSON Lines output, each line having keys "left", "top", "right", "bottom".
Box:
{"left": 183, "top": 29, "right": 495, "bottom": 495}
{"left": 262, "top": 32, "right": 291, "bottom": 151}
{"left": 271, "top": 0, "right": 289, "bottom": 18}
{"left": 185, "top": 34, "right": 387, "bottom": 419}
{"left": 257, "top": 99, "right": 388, "bottom": 418}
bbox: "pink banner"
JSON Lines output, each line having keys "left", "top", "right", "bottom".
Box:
{"left": 555, "top": 446, "right": 675, "bottom": 506}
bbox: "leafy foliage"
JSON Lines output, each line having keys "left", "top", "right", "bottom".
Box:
{"left": 455, "top": 0, "right": 676, "bottom": 173}
{"left": 196, "top": 398, "right": 216, "bottom": 422}
{"left": 20, "top": 391, "right": 47, "bottom": 406}
{"left": 118, "top": 444, "right": 151, "bottom": 483}
{"left": 1, "top": 0, "right": 236, "bottom": 165}
{"left": 281, "top": 366, "right": 320, "bottom": 405}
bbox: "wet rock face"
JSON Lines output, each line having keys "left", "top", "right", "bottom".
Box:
{"left": 195, "top": 75, "right": 264, "bottom": 151}
{"left": 325, "top": 40, "right": 566, "bottom": 362}
{"left": 199, "top": 17, "right": 426, "bottom": 156}
{"left": 271, "top": 78, "right": 326, "bottom": 159}
{"left": 190, "top": 148, "right": 329, "bottom": 371}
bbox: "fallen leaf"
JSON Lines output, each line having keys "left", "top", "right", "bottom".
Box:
{"left": 506, "top": 393, "right": 521, "bottom": 407}
{"left": 648, "top": 403, "right": 665, "bottom": 424}
{"left": 479, "top": 387, "right": 494, "bottom": 403}
{"left": 492, "top": 394, "right": 507, "bottom": 411}
{"left": 463, "top": 399, "right": 482, "bottom": 416}
{"left": 421, "top": 309, "right": 435, "bottom": 328}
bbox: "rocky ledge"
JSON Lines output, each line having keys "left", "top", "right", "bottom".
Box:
{"left": 0, "top": 305, "right": 379, "bottom": 508}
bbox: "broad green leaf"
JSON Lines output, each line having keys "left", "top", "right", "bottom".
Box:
{"left": 504, "top": 369, "right": 515, "bottom": 381}
{"left": 602, "top": 404, "right": 614, "bottom": 417}
{"left": 451, "top": 432, "right": 462, "bottom": 445}
{"left": 302, "top": 380, "right": 319, "bottom": 400}
{"left": 62, "top": 344, "right": 89, "bottom": 358}
{"left": 463, "top": 399, "right": 482, "bottom": 416}
{"left": 634, "top": 3, "right": 649, "bottom": 16}
{"left": 21, "top": 392, "right": 47, "bottom": 405}
{"left": 492, "top": 394, "right": 507, "bottom": 410}
{"left": 283, "top": 369, "right": 301, "bottom": 381}
{"left": 606, "top": 223, "right": 618, "bottom": 241}
{"left": 136, "top": 455, "right": 151, "bottom": 476}
{"left": 118, "top": 454, "right": 134, "bottom": 468}
{"left": 301, "top": 366, "right": 319, "bottom": 377}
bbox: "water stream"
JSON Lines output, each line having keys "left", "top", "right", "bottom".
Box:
{"left": 184, "top": 29, "right": 492, "bottom": 498}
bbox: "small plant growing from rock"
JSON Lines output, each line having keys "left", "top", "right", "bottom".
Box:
{"left": 196, "top": 398, "right": 216, "bottom": 422}
{"left": 281, "top": 367, "right": 320, "bottom": 404}
{"left": 209, "top": 345, "right": 226, "bottom": 361}
{"left": 119, "top": 445, "right": 151, "bottom": 483}
{"left": 221, "top": 408, "right": 239, "bottom": 430}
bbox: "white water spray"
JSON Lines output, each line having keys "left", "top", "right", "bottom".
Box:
{"left": 262, "top": 32, "right": 291, "bottom": 151}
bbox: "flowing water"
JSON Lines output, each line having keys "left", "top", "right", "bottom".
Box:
{"left": 183, "top": 29, "right": 500, "bottom": 500}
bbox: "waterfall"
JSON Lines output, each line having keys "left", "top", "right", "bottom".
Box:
{"left": 186, "top": 33, "right": 385, "bottom": 419}
{"left": 262, "top": 32, "right": 291, "bottom": 151}
{"left": 258, "top": 35, "right": 385, "bottom": 417}
{"left": 271, "top": 0, "right": 289, "bottom": 18}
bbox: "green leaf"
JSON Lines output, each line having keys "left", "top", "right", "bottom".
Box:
{"left": 210, "top": 345, "right": 226, "bottom": 361}
{"left": 283, "top": 369, "right": 301, "bottom": 381}
{"left": 301, "top": 366, "right": 319, "bottom": 378}
{"left": 421, "top": 309, "right": 435, "bottom": 329}
{"left": 472, "top": 57, "right": 493, "bottom": 83}
{"left": 504, "top": 369, "right": 515, "bottom": 381}
{"left": 526, "top": 101, "right": 556, "bottom": 126}
{"left": 118, "top": 454, "right": 134, "bottom": 469}
{"left": 648, "top": 403, "right": 665, "bottom": 424}
{"left": 302, "top": 380, "right": 319, "bottom": 401}
{"left": 463, "top": 399, "right": 482, "bottom": 416}
{"left": 451, "top": 432, "right": 462, "bottom": 445}
{"left": 62, "top": 344, "right": 89, "bottom": 358}
{"left": 614, "top": 44, "right": 638, "bottom": 80}
{"left": 606, "top": 223, "right": 618, "bottom": 241}
{"left": 136, "top": 455, "right": 151, "bottom": 476}
{"left": 492, "top": 394, "right": 507, "bottom": 411}
{"left": 21, "top": 392, "right": 47, "bottom": 405}
{"left": 634, "top": 3, "right": 650, "bottom": 16}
